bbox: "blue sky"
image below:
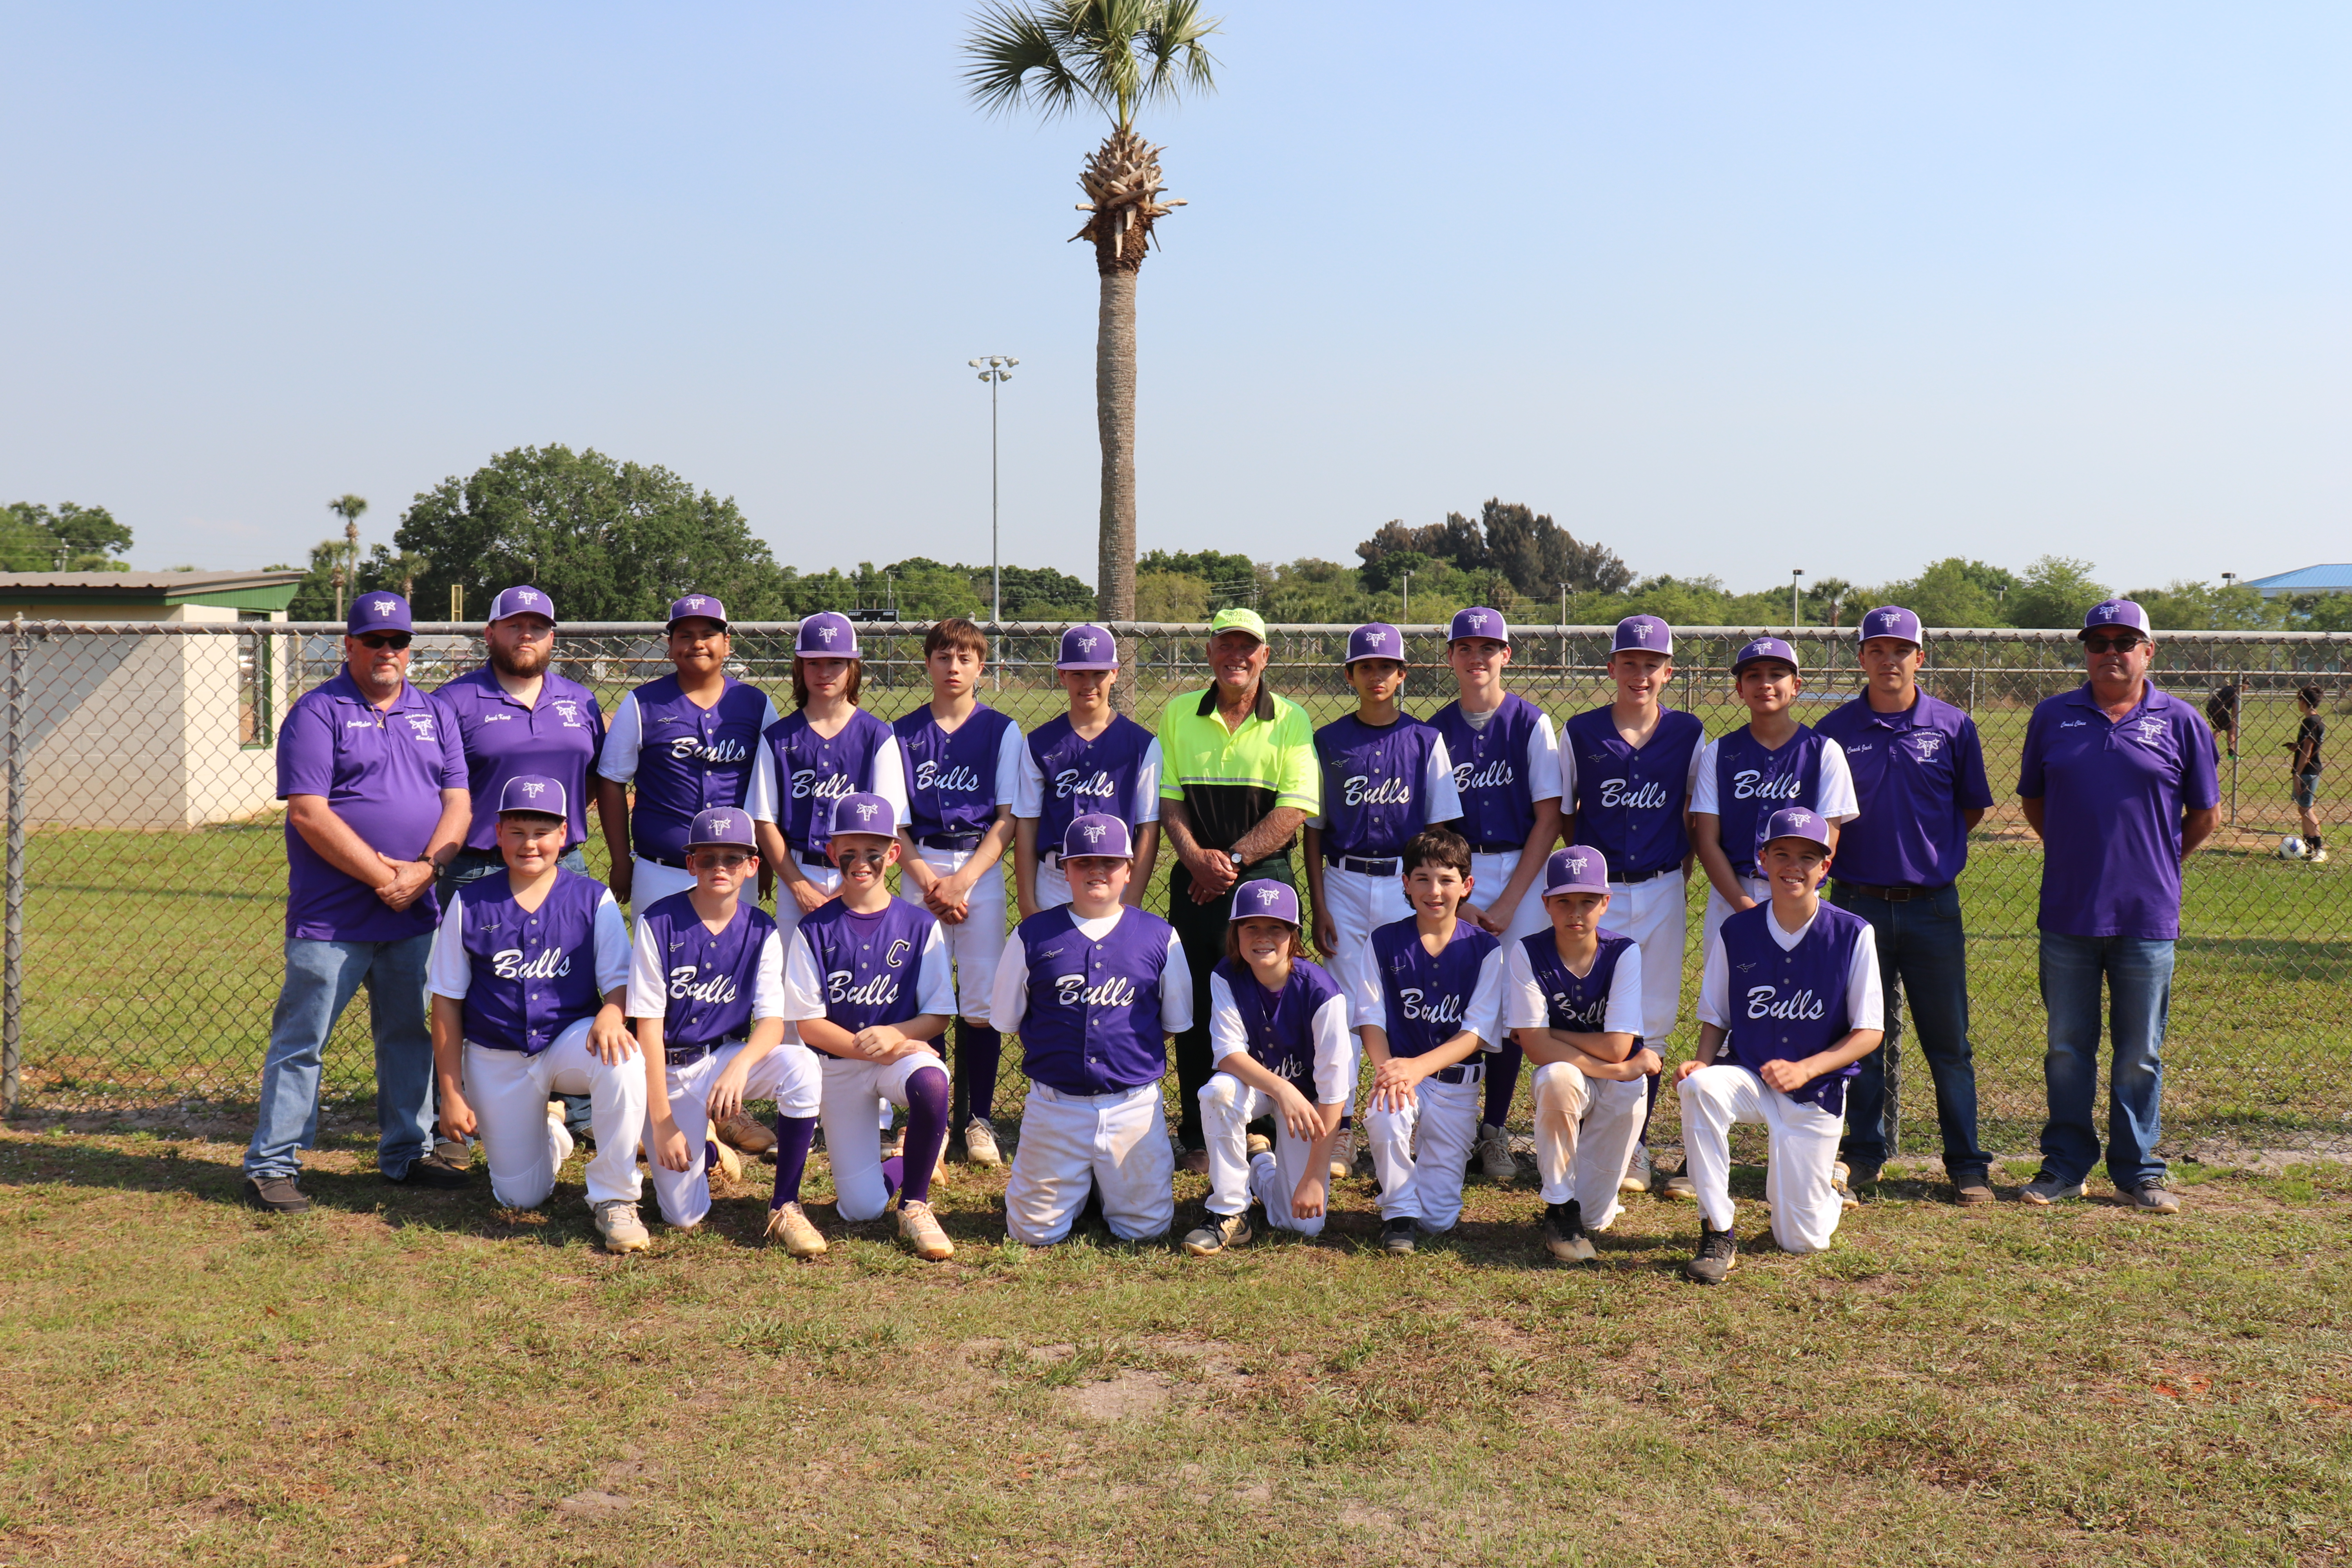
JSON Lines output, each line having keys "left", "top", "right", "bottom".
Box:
{"left": 4, "top": 2, "right": 2346, "bottom": 592}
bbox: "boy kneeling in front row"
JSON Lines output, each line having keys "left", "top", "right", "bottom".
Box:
{"left": 1677, "top": 806, "right": 1884, "bottom": 1284}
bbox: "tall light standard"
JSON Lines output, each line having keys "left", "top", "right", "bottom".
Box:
{"left": 968, "top": 356, "right": 1016, "bottom": 623}
{"left": 1790, "top": 568, "right": 1804, "bottom": 628}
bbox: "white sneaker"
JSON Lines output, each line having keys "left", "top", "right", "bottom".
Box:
{"left": 1328, "top": 1125, "right": 1355, "bottom": 1183}
{"left": 1246, "top": 1132, "right": 1274, "bottom": 1157}
{"left": 963, "top": 1117, "right": 1002, "bottom": 1167}
{"left": 896, "top": 1198, "right": 955, "bottom": 1260}
{"left": 1619, "top": 1144, "right": 1652, "bottom": 1196}
{"left": 1476, "top": 1123, "right": 1517, "bottom": 1183}
{"left": 593, "top": 1199, "right": 650, "bottom": 1254}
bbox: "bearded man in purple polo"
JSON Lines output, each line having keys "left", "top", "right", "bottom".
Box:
{"left": 2017, "top": 599, "right": 2219, "bottom": 1214}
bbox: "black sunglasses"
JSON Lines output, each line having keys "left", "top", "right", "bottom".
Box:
{"left": 355, "top": 633, "right": 412, "bottom": 650}
{"left": 2082, "top": 635, "right": 2143, "bottom": 654}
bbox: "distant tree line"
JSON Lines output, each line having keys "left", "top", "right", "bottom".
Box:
{"left": 0, "top": 502, "right": 133, "bottom": 572}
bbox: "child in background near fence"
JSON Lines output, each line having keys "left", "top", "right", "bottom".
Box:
{"left": 630, "top": 807, "right": 822, "bottom": 1248}
{"left": 891, "top": 618, "right": 1022, "bottom": 1169}
{"left": 2292, "top": 685, "right": 2327, "bottom": 863}
{"left": 1425, "top": 608, "right": 1566, "bottom": 1187}
{"left": 1351, "top": 826, "right": 1508, "bottom": 1254}
{"left": 1013, "top": 624, "right": 1163, "bottom": 918}
{"left": 1301, "top": 622, "right": 1462, "bottom": 1183}
{"left": 1183, "top": 880, "right": 1356, "bottom": 1255}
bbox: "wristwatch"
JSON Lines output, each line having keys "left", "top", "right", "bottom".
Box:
{"left": 1226, "top": 849, "right": 1245, "bottom": 871}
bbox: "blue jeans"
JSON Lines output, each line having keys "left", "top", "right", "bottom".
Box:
{"left": 245, "top": 933, "right": 436, "bottom": 1181}
{"left": 2037, "top": 932, "right": 2175, "bottom": 1189}
{"left": 1829, "top": 883, "right": 1989, "bottom": 1177}
{"left": 439, "top": 846, "right": 593, "bottom": 1143}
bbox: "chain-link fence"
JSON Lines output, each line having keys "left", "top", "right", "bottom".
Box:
{"left": 5, "top": 620, "right": 2347, "bottom": 1158}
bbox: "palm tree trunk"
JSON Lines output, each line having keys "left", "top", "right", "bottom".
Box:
{"left": 1095, "top": 261, "right": 1138, "bottom": 626}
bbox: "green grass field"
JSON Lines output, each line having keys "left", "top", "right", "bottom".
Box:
{"left": 2, "top": 1122, "right": 2347, "bottom": 1566}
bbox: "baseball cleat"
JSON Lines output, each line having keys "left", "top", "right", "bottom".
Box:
{"left": 1182, "top": 1212, "right": 1253, "bottom": 1257}
{"left": 1381, "top": 1216, "right": 1418, "bottom": 1254}
{"left": 1684, "top": 1221, "right": 1739, "bottom": 1285}
{"left": 880, "top": 1125, "right": 907, "bottom": 1161}
{"left": 593, "top": 1200, "right": 652, "bottom": 1254}
{"left": 1619, "top": 1143, "right": 1652, "bottom": 1196}
{"left": 764, "top": 1201, "right": 828, "bottom": 1258}
{"left": 1659, "top": 1160, "right": 1697, "bottom": 1200}
{"left": 1476, "top": 1123, "right": 1516, "bottom": 1183}
{"left": 1246, "top": 1133, "right": 1274, "bottom": 1158}
{"left": 1176, "top": 1148, "right": 1211, "bottom": 1175}
{"left": 896, "top": 1199, "right": 955, "bottom": 1260}
{"left": 243, "top": 1175, "right": 312, "bottom": 1214}
{"left": 714, "top": 1110, "right": 778, "bottom": 1160}
{"left": 962, "top": 1117, "right": 1002, "bottom": 1167}
{"left": 707, "top": 1138, "right": 742, "bottom": 1183}
{"left": 1542, "top": 1200, "right": 1595, "bottom": 1263}
{"left": 1328, "top": 1125, "right": 1355, "bottom": 1183}
{"left": 2020, "top": 1174, "right": 2086, "bottom": 1206}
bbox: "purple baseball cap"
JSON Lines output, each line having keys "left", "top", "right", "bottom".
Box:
{"left": 1057, "top": 624, "right": 1119, "bottom": 670}
{"left": 2080, "top": 599, "right": 2153, "bottom": 639}
{"left": 1760, "top": 805, "right": 1832, "bottom": 852}
{"left": 1857, "top": 605, "right": 1923, "bottom": 646}
{"left": 797, "top": 611, "right": 860, "bottom": 658}
{"left": 1733, "top": 635, "right": 1801, "bottom": 674}
{"left": 1229, "top": 878, "right": 1301, "bottom": 925}
{"left": 347, "top": 591, "right": 413, "bottom": 636}
{"left": 1448, "top": 606, "right": 1510, "bottom": 645}
{"left": 1612, "top": 615, "right": 1672, "bottom": 656}
{"left": 685, "top": 807, "right": 755, "bottom": 850}
{"left": 827, "top": 792, "right": 897, "bottom": 839}
{"left": 1541, "top": 845, "right": 1612, "bottom": 899}
{"left": 666, "top": 593, "right": 728, "bottom": 631}
{"left": 1060, "top": 813, "right": 1134, "bottom": 860}
{"left": 486, "top": 585, "right": 555, "bottom": 626}
{"left": 1345, "top": 622, "right": 1406, "bottom": 664}
{"left": 496, "top": 773, "right": 567, "bottom": 817}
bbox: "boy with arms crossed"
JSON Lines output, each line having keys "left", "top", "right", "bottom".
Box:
{"left": 1426, "top": 608, "right": 1565, "bottom": 1184}
{"left": 1351, "top": 826, "right": 1508, "bottom": 1254}
{"left": 989, "top": 814, "right": 1193, "bottom": 1247}
{"left": 1504, "top": 846, "right": 1659, "bottom": 1262}
{"left": 1183, "top": 880, "right": 1356, "bottom": 1255}
{"left": 1677, "top": 808, "right": 1884, "bottom": 1284}
{"left": 1013, "top": 624, "right": 1163, "bottom": 916}
{"left": 891, "top": 618, "right": 1023, "bottom": 1167}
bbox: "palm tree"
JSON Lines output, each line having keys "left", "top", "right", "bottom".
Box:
{"left": 327, "top": 495, "right": 367, "bottom": 621}
{"left": 964, "top": 1, "right": 1221, "bottom": 633}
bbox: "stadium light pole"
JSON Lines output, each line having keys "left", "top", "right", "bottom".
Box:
{"left": 969, "top": 355, "right": 1016, "bottom": 624}
{"left": 1790, "top": 569, "right": 1804, "bottom": 628}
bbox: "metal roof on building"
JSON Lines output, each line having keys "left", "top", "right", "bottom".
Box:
{"left": 2246, "top": 564, "right": 2352, "bottom": 598}
{"left": 0, "top": 569, "right": 305, "bottom": 611}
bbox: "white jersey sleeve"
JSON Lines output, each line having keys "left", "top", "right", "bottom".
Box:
{"left": 988, "top": 928, "right": 1030, "bottom": 1033}
{"left": 1503, "top": 938, "right": 1547, "bottom": 1031}
{"left": 1526, "top": 711, "right": 1564, "bottom": 805}
{"left": 625, "top": 915, "right": 668, "bottom": 1020}
{"left": 1697, "top": 926, "right": 1731, "bottom": 1030}
{"left": 1602, "top": 944, "right": 1646, "bottom": 1037}
{"left": 779, "top": 928, "right": 827, "bottom": 1022}
{"left": 1013, "top": 738, "right": 1045, "bottom": 819}
{"left": 1682, "top": 730, "right": 1706, "bottom": 801}
{"left": 1424, "top": 733, "right": 1463, "bottom": 823}
{"left": 869, "top": 733, "right": 911, "bottom": 823}
{"left": 1817, "top": 737, "right": 1860, "bottom": 824}
{"left": 592, "top": 891, "right": 630, "bottom": 995}
{"left": 752, "top": 929, "right": 787, "bottom": 1020}
{"left": 595, "top": 692, "right": 643, "bottom": 784}
{"left": 992, "top": 723, "right": 1024, "bottom": 813}
{"left": 426, "top": 896, "right": 472, "bottom": 1000}
{"left": 1689, "top": 737, "right": 1726, "bottom": 817}
{"left": 1345, "top": 941, "right": 1387, "bottom": 1035}
{"left": 915, "top": 922, "right": 957, "bottom": 1015}
{"left": 746, "top": 743, "right": 780, "bottom": 824}
{"left": 1464, "top": 946, "right": 1507, "bottom": 1052}
{"left": 1847, "top": 924, "right": 1884, "bottom": 1033}
{"left": 1160, "top": 930, "right": 1194, "bottom": 1034}
{"left": 1207, "top": 971, "right": 1248, "bottom": 1065}
{"left": 1134, "top": 737, "right": 1165, "bottom": 824}
{"left": 1311, "top": 991, "right": 1357, "bottom": 1105}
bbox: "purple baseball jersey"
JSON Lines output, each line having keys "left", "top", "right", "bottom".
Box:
{"left": 637, "top": 890, "right": 777, "bottom": 1047}
{"left": 431, "top": 665, "right": 605, "bottom": 851}
{"left": 1709, "top": 726, "right": 1833, "bottom": 877}
{"left": 2017, "top": 684, "right": 2220, "bottom": 939}
{"left": 275, "top": 670, "right": 468, "bottom": 942}
{"left": 794, "top": 896, "right": 940, "bottom": 1036}
{"left": 613, "top": 675, "right": 772, "bottom": 864}
{"left": 1013, "top": 904, "right": 1180, "bottom": 1094}
{"left": 1312, "top": 713, "right": 1451, "bottom": 859}
{"left": 452, "top": 868, "right": 610, "bottom": 1054}
{"left": 1211, "top": 955, "right": 1345, "bottom": 1088}
{"left": 1430, "top": 693, "right": 1548, "bottom": 848}
{"left": 1368, "top": 916, "right": 1501, "bottom": 1059}
{"left": 1023, "top": 713, "right": 1157, "bottom": 847}
{"left": 1563, "top": 706, "right": 1705, "bottom": 877}
{"left": 1717, "top": 900, "right": 1868, "bottom": 1115}
{"left": 762, "top": 708, "right": 897, "bottom": 857}
{"left": 1518, "top": 928, "right": 1639, "bottom": 1035}
{"left": 894, "top": 702, "right": 1017, "bottom": 838}
{"left": 1815, "top": 691, "right": 1993, "bottom": 887}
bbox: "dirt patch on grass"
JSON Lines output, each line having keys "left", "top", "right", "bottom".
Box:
{"left": 1064, "top": 1369, "right": 1173, "bottom": 1423}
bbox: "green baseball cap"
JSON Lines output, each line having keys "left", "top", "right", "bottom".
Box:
{"left": 1207, "top": 606, "right": 1267, "bottom": 643}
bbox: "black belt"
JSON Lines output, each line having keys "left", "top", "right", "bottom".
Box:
{"left": 665, "top": 1037, "right": 743, "bottom": 1067}
{"left": 918, "top": 831, "right": 984, "bottom": 851}
{"left": 1470, "top": 840, "right": 1524, "bottom": 855}
{"left": 1616, "top": 864, "right": 1675, "bottom": 885}
{"left": 1324, "top": 853, "right": 1399, "bottom": 876}
{"left": 1432, "top": 1059, "right": 1488, "bottom": 1085}
{"left": 454, "top": 845, "right": 506, "bottom": 863}
{"left": 1835, "top": 880, "right": 1951, "bottom": 903}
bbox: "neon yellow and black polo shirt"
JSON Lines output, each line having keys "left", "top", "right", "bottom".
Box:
{"left": 1155, "top": 684, "right": 1322, "bottom": 852}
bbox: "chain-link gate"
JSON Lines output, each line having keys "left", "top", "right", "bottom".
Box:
{"left": 5, "top": 619, "right": 2347, "bottom": 1158}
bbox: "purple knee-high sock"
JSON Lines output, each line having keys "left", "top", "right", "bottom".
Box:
{"left": 1483, "top": 1039, "right": 1524, "bottom": 1128}
{"left": 768, "top": 1114, "right": 818, "bottom": 1209}
{"left": 896, "top": 1065, "right": 951, "bottom": 1205}
{"left": 954, "top": 1022, "right": 1003, "bottom": 1129}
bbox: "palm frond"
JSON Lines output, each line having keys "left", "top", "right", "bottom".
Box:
{"left": 965, "top": 0, "right": 1220, "bottom": 129}
{"left": 1139, "top": 0, "right": 1221, "bottom": 102}
{"left": 963, "top": 2, "right": 1089, "bottom": 119}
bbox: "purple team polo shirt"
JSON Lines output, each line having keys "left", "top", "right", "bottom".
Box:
{"left": 431, "top": 665, "right": 605, "bottom": 851}
{"left": 1815, "top": 691, "right": 1992, "bottom": 889}
{"left": 276, "top": 670, "right": 466, "bottom": 943}
{"left": 1313, "top": 713, "right": 1450, "bottom": 860}
{"left": 2018, "top": 683, "right": 2220, "bottom": 940}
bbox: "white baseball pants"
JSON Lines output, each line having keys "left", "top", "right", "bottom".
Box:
{"left": 644, "top": 1040, "right": 822, "bottom": 1229}
{"left": 1364, "top": 1072, "right": 1483, "bottom": 1230}
{"left": 914, "top": 844, "right": 1005, "bottom": 1022}
{"left": 1317, "top": 864, "right": 1411, "bottom": 970}
{"left": 1198, "top": 1072, "right": 1332, "bottom": 1236}
{"left": 626, "top": 857, "right": 698, "bottom": 915}
{"left": 819, "top": 1050, "right": 951, "bottom": 1222}
{"left": 1004, "top": 1082, "right": 1175, "bottom": 1245}
{"left": 1599, "top": 873, "right": 1691, "bottom": 1044}
{"left": 774, "top": 856, "right": 843, "bottom": 945}
{"left": 462, "top": 1019, "right": 648, "bottom": 1211}
{"left": 1700, "top": 875, "right": 1770, "bottom": 963}
{"left": 1468, "top": 850, "right": 1553, "bottom": 946}
{"left": 1677, "top": 1063, "right": 1844, "bottom": 1254}
{"left": 1530, "top": 1061, "right": 1648, "bottom": 1228}
{"left": 1033, "top": 856, "right": 1073, "bottom": 911}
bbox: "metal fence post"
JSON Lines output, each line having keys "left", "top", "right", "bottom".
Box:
{"left": 3, "top": 619, "right": 22, "bottom": 1116}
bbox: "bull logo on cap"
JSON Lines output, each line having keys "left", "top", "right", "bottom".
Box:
{"left": 1082, "top": 823, "right": 1105, "bottom": 845}
{"left": 2094, "top": 604, "right": 2117, "bottom": 621}
{"left": 853, "top": 802, "right": 877, "bottom": 823}
{"left": 1254, "top": 888, "right": 1278, "bottom": 907}
{"left": 1629, "top": 622, "right": 1652, "bottom": 641}
{"left": 521, "top": 780, "right": 545, "bottom": 797}
{"left": 1078, "top": 635, "right": 1098, "bottom": 652}
{"left": 685, "top": 596, "right": 706, "bottom": 610}
{"left": 1465, "top": 612, "right": 1488, "bottom": 630}
{"left": 815, "top": 623, "right": 839, "bottom": 642}
{"left": 1564, "top": 855, "right": 1588, "bottom": 876}
{"left": 1788, "top": 811, "right": 1812, "bottom": 827}
{"left": 370, "top": 599, "right": 392, "bottom": 615}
